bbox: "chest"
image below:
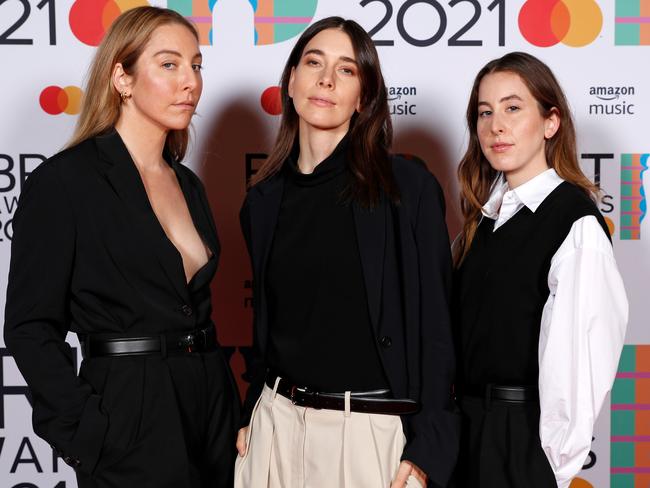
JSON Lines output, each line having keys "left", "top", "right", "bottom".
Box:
{"left": 139, "top": 169, "right": 211, "bottom": 282}
{"left": 269, "top": 181, "right": 360, "bottom": 277}
{"left": 457, "top": 209, "right": 568, "bottom": 302}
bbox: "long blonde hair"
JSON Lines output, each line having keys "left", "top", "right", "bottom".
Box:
{"left": 68, "top": 7, "right": 198, "bottom": 161}
{"left": 454, "top": 52, "right": 598, "bottom": 267}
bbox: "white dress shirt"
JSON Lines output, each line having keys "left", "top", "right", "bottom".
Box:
{"left": 481, "top": 168, "right": 628, "bottom": 488}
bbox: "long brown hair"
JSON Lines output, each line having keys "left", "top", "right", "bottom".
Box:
{"left": 67, "top": 7, "right": 198, "bottom": 162}
{"left": 454, "top": 51, "right": 598, "bottom": 266}
{"left": 251, "top": 16, "right": 398, "bottom": 207}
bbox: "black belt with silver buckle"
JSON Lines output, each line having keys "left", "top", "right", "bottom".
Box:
{"left": 80, "top": 326, "right": 216, "bottom": 359}
{"left": 460, "top": 384, "right": 539, "bottom": 403}
{"left": 265, "top": 375, "right": 420, "bottom": 415}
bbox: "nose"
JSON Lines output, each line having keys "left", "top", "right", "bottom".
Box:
{"left": 317, "top": 66, "right": 335, "bottom": 90}
{"left": 490, "top": 112, "right": 505, "bottom": 135}
{"left": 181, "top": 65, "right": 200, "bottom": 92}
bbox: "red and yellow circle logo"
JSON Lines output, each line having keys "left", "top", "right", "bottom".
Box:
{"left": 39, "top": 86, "right": 83, "bottom": 115}
{"left": 518, "top": 0, "right": 603, "bottom": 47}
{"left": 69, "top": 0, "right": 148, "bottom": 46}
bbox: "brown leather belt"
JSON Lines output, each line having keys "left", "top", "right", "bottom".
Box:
{"left": 80, "top": 326, "right": 217, "bottom": 359}
{"left": 266, "top": 375, "right": 420, "bottom": 415}
{"left": 460, "top": 384, "right": 539, "bottom": 403}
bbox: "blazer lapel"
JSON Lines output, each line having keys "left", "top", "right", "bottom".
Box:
{"left": 174, "top": 164, "right": 220, "bottom": 259}
{"left": 95, "top": 130, "right": 190, "bottom": 302}
{"left": 247, "top": 176, "right": 284, "bottom": 347}
{"left": 353, "top": 199, "right": 386, "bottom": 332}
{"left": 248, "top": 176, "right": 284, "bottom": 279}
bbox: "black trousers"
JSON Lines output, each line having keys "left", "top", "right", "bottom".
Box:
{"left": 75, "top": 348, "right": 239, "bottom": 488}
{"left": 453, "top": 396, "right": 557, "bottom": 488}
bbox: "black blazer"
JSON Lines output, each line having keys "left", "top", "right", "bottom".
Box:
{"left": 240, "top": 156, "right": 460, "bottom": 487}
{"left": 3, "top": 130, "right": 220, "bottom": 475}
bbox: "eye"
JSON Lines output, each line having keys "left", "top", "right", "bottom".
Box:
{"left": 305, "top": 58, "right": 320, "bottom": 67}
{"left": 162, "top": 62, "right": 175, "bottom": 70}
{"left": 192, "top": 64, "right": 203, "bottom": 72}
{"left": 506, "top": 105, "right": 520, "bottom": 112}
{"left": 478, "top": 110, "right": 492, "bottom": 118}
{"left": 339, "top": 66, "right": 355, "bottom": 76}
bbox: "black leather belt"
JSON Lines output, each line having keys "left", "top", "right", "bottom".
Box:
{"left": 265, "top": 375, "right": 420, "bottom": 415}
{"left": 80, "top": 326, "right": 216, "bottom": 359}
{"left": 460, "top": 384, "right": 539, "bottom": 403}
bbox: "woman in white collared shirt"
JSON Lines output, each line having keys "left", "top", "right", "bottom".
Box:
{"left": 452, "top": 51, "right": 628, "bottom": 488}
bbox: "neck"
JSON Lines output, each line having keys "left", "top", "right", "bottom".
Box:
{"left": 296, "top": 120, "right": 349, "bottom": 174}
{"left": 505, "top": 158, "right": 550, "bottom": 189}
{"left": 115, "top": 110, "right": 169, "bottom": 172}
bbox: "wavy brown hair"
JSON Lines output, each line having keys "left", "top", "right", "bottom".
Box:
{"left": 251, "top": 16, "right": 398, "bottom": 207}
{"left": 67, "top": 7, "right": 198, "bottom": 162}
{"left": 454, "top": 51, "right": 598, "bottom": 266}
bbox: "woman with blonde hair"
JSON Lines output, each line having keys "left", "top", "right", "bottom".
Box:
{"left": 4, "top": 7, "right": 238, "bottom": 487}
{"left": 452, "top": 51, "right": 627, "bottom": 487}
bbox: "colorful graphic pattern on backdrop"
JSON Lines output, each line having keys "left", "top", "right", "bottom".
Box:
{"left": 611, "top": 345, "right": 650, "bottom": 486}
{"left": 619, "top": 154, "right": 648, "bottom": 240}
{"left": 615, "top": 0, "right": 650, "bottom": 45}
{"left": 250, "top": 0, "right": 318, "bottom": 45}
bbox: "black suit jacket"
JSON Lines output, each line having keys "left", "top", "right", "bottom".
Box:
{"left": 3, "top": 130, "right": 220, "bottom": 475}
{"left": 240, "top": 156, "right": 460, "bottom": 487}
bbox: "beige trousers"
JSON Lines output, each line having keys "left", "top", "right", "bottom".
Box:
{"left": 234, "top": 380, "right": 423, "bottom": 488}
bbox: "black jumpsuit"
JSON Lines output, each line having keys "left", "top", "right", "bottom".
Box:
{"left": 4, "top": 130, "right": 239, "bottom": 488}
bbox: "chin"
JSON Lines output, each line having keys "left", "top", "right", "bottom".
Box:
{"left": 164, "top": 119, "right": 193, "bottom": 131}
{"left": 302, "top": 116, "right": 350, "bottom": 132}
{"left": 485, "top": 155, "right": 514, "bottom": 172}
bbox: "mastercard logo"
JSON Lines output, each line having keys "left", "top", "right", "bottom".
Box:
{"left": 69, "top": 0, "right": 148, "bottom": 46}
{"left": 39, "top": 86, "right": 83, "bottom": 115}
{"left": 518, "top": 0, "right": 603, "bottom": 47}
{"left": 261, "top": 86, "right": 282, "bottom": 116}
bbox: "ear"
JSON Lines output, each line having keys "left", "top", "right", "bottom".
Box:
{"left": 544, "top": 108, "right": 560, "bottom": 139}
{"left": 287, "top": 67, "right": 296, "bottom": 99}
{"left": 355, "top": 95, "right": 362, "bottom": 113}
{"left": 112, "top": 63, "right": 133, "bottom": 98}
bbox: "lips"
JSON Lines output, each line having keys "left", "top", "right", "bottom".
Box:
{"left": 174, "top": 101, "right": 196, "bottom": 110}
{"left": 491, "top": 142, "right": 513, "bottom": 153}
{"left": 308, "top": 96, "right": 335, "bottom": 107}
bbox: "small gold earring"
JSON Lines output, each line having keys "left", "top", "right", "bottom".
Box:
{"left": 120, "top": 91, "right": 131, "bottom": 102}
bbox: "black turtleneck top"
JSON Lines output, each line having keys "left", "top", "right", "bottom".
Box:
{"left": 265, "top": 139, "right": 389, "bottom": 392}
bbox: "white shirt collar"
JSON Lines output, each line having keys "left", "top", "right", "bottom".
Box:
{"left": 482, "top": 168, "right": 564, "bottom": 219}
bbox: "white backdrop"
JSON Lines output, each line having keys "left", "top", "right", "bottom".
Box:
{"left": 0, "top": 1, "right": 648, "bottom": 487}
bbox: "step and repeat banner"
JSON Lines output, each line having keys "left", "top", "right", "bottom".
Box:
{"left": 0, "top": 0, "right": 648, "bottom": 486}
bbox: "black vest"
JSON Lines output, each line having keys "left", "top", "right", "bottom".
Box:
{"left": 454, "top": 182, "right": 609, "bottom": 387}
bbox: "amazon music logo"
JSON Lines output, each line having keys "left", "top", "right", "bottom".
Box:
{"left": 588, "top": 85, "right": 636, "bottom": 117}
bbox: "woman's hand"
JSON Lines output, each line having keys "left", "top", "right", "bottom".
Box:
{"left": 391, "top": 460, "right": 427, "bottom": 487}
{"left": 236, "top": 427, "right": 249, "bottom": 457}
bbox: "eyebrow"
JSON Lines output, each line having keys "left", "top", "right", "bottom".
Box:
{"left": 303, "top": 48, "right": 357, "bottom": 65}
{"left": 153, "top": 49, "right": 202, "bottom": 59}
{"left": 478, "top": 94, "right": 523, "bottom": 107}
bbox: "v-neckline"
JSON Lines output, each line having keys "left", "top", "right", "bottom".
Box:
{"left": 124, "top": 145, "right": 212, "bottom": 286}
{"left": 98, "top": 129, "right": 214, "bottom": 292}
{"left": 147, "top": 163, "right": 213, "bottom": 286}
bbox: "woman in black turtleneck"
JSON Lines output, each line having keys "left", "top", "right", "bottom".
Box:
{"left": 234, "top": 17, "right": 459, "bottom": 488}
